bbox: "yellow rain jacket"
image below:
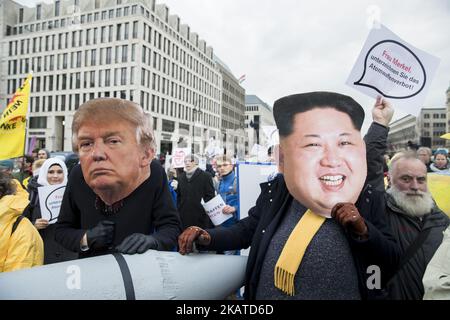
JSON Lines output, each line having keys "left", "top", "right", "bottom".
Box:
{"left": 0, "top": 185, "right": 44, "bottom": 272}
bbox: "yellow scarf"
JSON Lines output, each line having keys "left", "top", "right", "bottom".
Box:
{"left": 274, "top": 209, "right": 326, "bottom": 296}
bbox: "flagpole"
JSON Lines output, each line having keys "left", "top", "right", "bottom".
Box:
{"left": 23, "top": 71, "right": 33, "bottom": 156}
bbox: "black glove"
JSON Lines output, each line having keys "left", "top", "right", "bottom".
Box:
{"left": 86, "top": 220, "right": 115, "bottom": 251}
{"left": 116, "top": 233, "right": 159, "bottom": 254}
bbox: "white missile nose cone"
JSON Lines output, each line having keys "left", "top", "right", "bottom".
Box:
{"left": 0, "top": 250, "right": 248, "bottom": 300}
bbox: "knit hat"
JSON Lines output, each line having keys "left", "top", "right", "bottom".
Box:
{"left": 0, "top": 159, "right": 14, "bottom": 170}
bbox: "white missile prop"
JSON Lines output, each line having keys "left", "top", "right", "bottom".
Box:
{"left": 0, "top": 250, "right": 248, "bottom": 300}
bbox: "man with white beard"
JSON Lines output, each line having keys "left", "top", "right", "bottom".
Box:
{"left": 385, "top": 154, "right": 449, "bottom": 300}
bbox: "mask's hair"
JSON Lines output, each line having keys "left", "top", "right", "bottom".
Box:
{"left": 72, "top": 98, "right": 156, "bottom": 152}
{"left": 273, "top": 91, "right": 365, "bottom": 138}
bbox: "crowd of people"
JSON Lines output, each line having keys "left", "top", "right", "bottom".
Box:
{"left": 1, "top": 94, "right": 449, "bottom": 300}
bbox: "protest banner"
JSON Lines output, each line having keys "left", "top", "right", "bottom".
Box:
{"left": 347, "top": 24, "right": 440, "bottom": 115}
{"left": 0, "top": 73, "right": 32, "bottom": 160}
{"left": 427, "top": 173, "right": 450, "bottom": 216}
{"left": 38, "top": 184, "right": 66, "bottom": 224}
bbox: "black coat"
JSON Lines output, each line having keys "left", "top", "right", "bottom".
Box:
{"left": 385, "top": 193, "right": 449, "bottom": 299}
{"left": 207, "top": 174, "right": 400, "bottom": 300}
{"left": 55, "top": 161, "right": 182, "bottom": 258}
{"left": 177, "top": 168, "right": 215, "bottom": 229}
{"left": 364, "top": 122, "right": 389, "bottom": 192}
{"left": 22, "top": 176, "right": 78, "bottom": 264}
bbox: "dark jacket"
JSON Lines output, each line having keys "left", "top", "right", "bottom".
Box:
{"left": 177, "top": 167, "right": 215, "bottom": 229}
{"left": 207, "top": 174, "right": 400, "bottom": 300}
{"left": 385, "top": 193, "right": 449, "bottom": 299}
{"left": 55, "top": 160, "right": 182, "bottom": 258}
{"left": 364, "top": 122, "right": 389, "bottom": 192}
{"left": 204, "top": 122, "right": 399, "bottom": 299}
{"left": 22, "top": 176, "right": 78, "bottom": 264}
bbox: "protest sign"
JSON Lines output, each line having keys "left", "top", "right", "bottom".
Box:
{"left": 249, "top": 144, "right": 268, "bottom": 162}
{"left": 38, "top": 184, "right": 66, "bottom": 224}
{"left": 347, "top": 24, "right": 440, "bottom": 115}
{"left": 261, "top": 126, "right": 279, "bottom": 147}
{"left": 171, "top": 148, "right": 190, "bottom": 168}
{"left": 202, "top": 194, "right": 231, "bottom": 226}
{"left": 198, "top": 157, "right": 207, "bottom": 171}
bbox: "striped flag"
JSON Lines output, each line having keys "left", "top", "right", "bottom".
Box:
{"left": 238, "top": 74, "right": 246, "bottom": 84}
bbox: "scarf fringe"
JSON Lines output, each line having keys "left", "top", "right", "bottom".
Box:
{"left": 274, "top": 266, "right": 295, "bottom": 296}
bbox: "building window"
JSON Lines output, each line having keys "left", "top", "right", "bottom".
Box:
{"left": 108, "top": 25, "right": 113, "bottom": 42}
{"left": 121, "top": 67, "right": 126, "bottom": 85}
{"left": 75, "top": 72, "right": 81, "bottom": 89}
{"left": 29, "top": 117, "right": 47, "bottom": 129}
{"left": 130, "top": 67, "right": 135, "bottom": 85}
{"left": 36, "top": 5, "right": 42, "bottom": 20}
{"left": 101, "top": 26, "right": 106, "bottom": 43}
{"left": 105, "top": 69, "right": 111, "bottom": 86}
{"left": 162, "top": 119, "right": 175, "bottom": 132}
{"left": 62, "top": 53, "right": 68, "bottom": 69}
{"left": 91, "top": 49, "right": 96, "bottom": 66}
{"left": 122, "top": 45, "right": 128, "bottom": 62}
{"left": 131, "top": 44, "right": 136, "bottom": 62}
{"left": 86, "top": 29, "right": 91, "bottom": 45}
{"left": 55, "top": 1, "right": 60, "bottom": 16}
{"left": 114, "top": 68, "right": 119, "bottom": 86}
{"left": 90, "top": 71, "right": 95, "bottom": 87}
{"left": 106, "top": 47, "right": 112, "bottom": 64}
{"left": 124, "top": 23, "right": 129, "bottom": 40}
{"left": 76, "top": 51, "right": 81, "bottom": 67}
{"left": 19, "top": 8, "right": 24, "bottom": 23}
{"left": 93, "top": 28, "right": 98, "bottom": 45}
{"left": 117, "top": 24, "right": 122, "bottom": 41}
{"left": 61, "top": 95, "right": 66, "bottom": 111}
{"left": 132, "top": 21, "right": 138, "bottom": 38}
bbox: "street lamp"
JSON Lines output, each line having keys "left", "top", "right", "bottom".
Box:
{"left": 191, "top": 101, "right": 203, "bottom": 154}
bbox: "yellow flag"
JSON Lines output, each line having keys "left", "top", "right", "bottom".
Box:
{"left": 427, "top": 173, "right": 450, "bottom": 217}
{"left": 0, "top": 73, "right": 32, "bottom": 160}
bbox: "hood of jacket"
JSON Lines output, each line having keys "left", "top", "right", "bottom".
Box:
{"left": 0, "top": 194, "right": 30, "bottom": 224}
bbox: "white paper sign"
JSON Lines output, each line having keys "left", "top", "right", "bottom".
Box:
{"left": 171, "top": 148, "right": 190, "bottom": 168}
{"left": 250, "top": 144, "right": 268, "bottom": 162}
{"left": 202, "top": 194, "right": 231, "bottom": 226}
{"left": 261, "top": 126, "right": 279, "bottom": 147}
{"left": 198, "top": 157, "right": 207, "bottom": 171}
{"left": 347, "top": 24, "right": 440, "bottom": 115}
{"left": 38, "top": 184, "right": 66, "bottom": 224}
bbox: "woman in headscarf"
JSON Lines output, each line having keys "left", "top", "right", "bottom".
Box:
{"left": 23, "top": 158, "right": 78, "bottom": 264}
